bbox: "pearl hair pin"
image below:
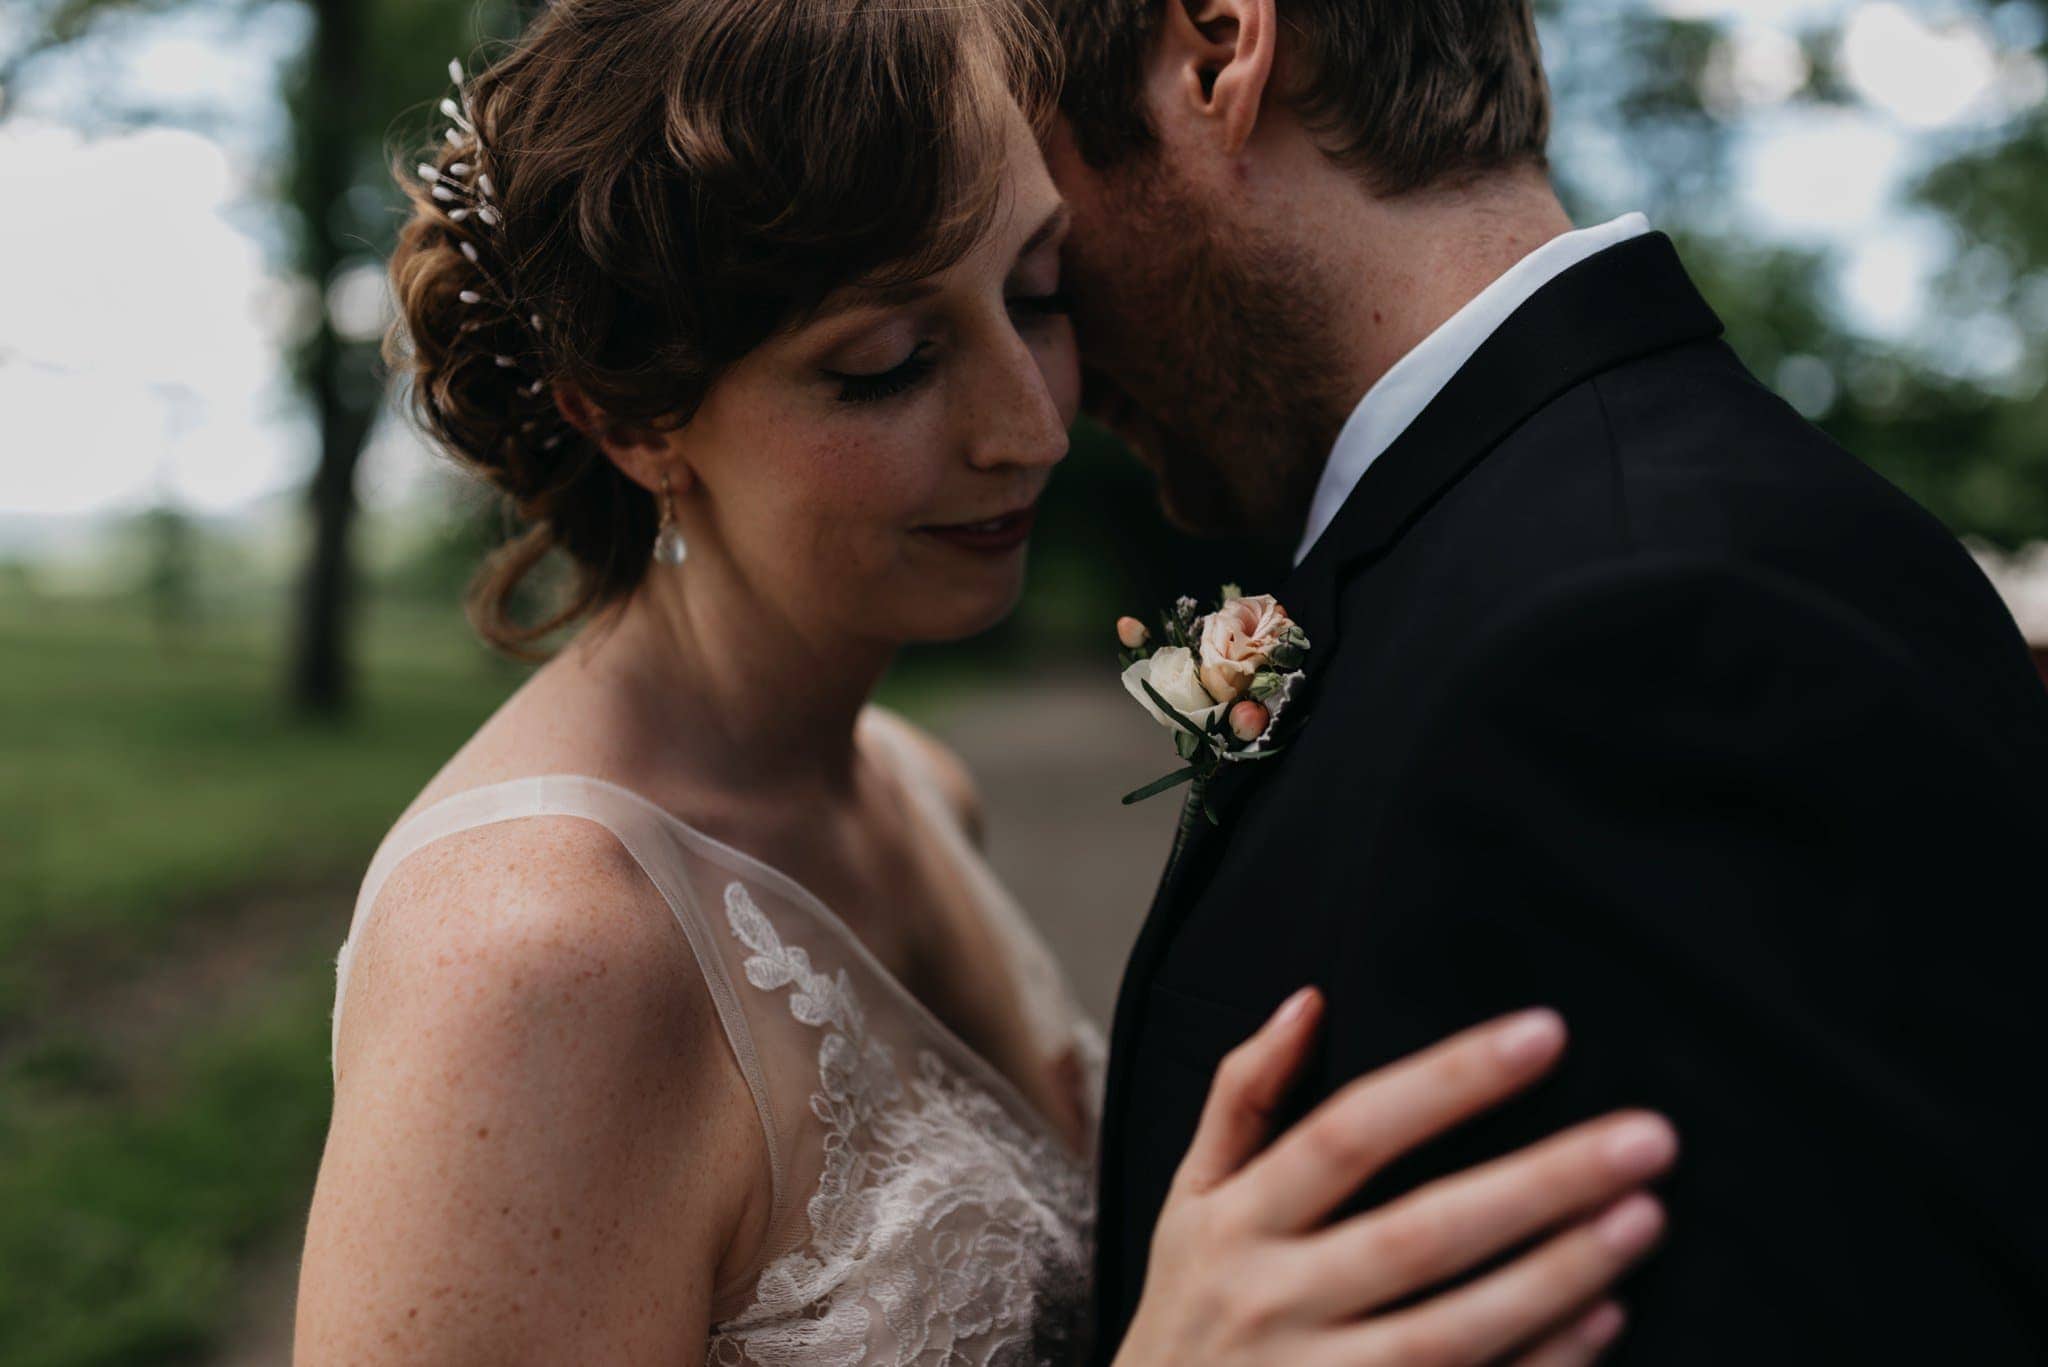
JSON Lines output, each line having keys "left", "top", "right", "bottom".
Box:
{"left": 425, "top": 55, "right": 563, "bottom": 431}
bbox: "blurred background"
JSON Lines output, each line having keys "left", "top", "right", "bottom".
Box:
{"left": 2, "top": 0, "right": 2046, "bottom": 1361}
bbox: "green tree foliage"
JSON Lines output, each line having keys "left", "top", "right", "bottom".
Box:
{"left": 4, "top": 0, "right": 2044, "bottom": 680}
{"left": 1546, "top": 0, "right": 2048, "bottom": 550}
{"left": 4, "top": 0, "right": 529, "bottom": 715}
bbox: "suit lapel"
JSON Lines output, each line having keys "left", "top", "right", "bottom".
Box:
{"left": 1118, "top": 229, "right": 1722, "bottom": 991}
{"left": 1283, "top": 231, "right": 1723, "bottom": 651}
{"left": 1094, "top": 232, "right": 1723, "bottom": 1333}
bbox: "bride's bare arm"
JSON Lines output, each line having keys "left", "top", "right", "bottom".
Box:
{"left": 297, "top": 818, "right": 766, "bottom": 1365}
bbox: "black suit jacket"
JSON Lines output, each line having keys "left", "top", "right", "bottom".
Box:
{"left": 1090, "top": 234, "right": 2048, "bottom": 1364}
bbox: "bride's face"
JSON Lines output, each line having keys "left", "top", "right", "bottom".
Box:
{"left": 663, "top": 110, "right": 1079, "bottom": 646}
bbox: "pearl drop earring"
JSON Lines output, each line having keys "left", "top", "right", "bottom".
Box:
{"left": 652, "top": 469, "right": 688, "bottom": 566}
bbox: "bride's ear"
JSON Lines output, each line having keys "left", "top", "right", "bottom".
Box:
{"left": 1160, "top": 0, "right": 1277, "bottom": 159}
{"left": 552, "top": 382, "right": 696, "bottom": 497}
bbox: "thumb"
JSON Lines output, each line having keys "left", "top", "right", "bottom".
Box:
{"left": 1171, "top": 986, "right": 1323, "bottom": 1197}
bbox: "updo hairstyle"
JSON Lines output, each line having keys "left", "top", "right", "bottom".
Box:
{"left": 385, "top": 0, "right": 1057, "bottom": 657}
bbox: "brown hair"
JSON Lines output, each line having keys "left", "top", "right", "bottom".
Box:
{"left": 1051, "top": 0, "right": 1550, "bottom": 195}
{"left": 386, "top": 0, "right": 1057, "bottom": 658}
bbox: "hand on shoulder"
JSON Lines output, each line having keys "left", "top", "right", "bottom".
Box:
{"left": 301, "top": 816, "right": 763, "bottom": 1365}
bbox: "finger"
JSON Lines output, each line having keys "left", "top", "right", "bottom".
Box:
{"left": 1172, "top": 987, "right": 1324, "bottom": 1196}
{"left": 1230, "top": 1007, "right": 1567, "bottom": 1233}
{"left": 1511, "top": 1302, "right": 1628, "bottom": 1367}
{"left": 1349, "top": 1194, "right": 1664, "bottom": 1366}
{"left": 1301, "top": 1110, "right": 1676, "bottom": 1316}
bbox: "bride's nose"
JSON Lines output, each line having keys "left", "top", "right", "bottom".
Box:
{"left": 959, "top": 331, "right": 1071, "bottom": 472}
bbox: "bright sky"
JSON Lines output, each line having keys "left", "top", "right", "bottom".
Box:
{"left": 0, "top": 0, "right": 2042, "bottom": 525}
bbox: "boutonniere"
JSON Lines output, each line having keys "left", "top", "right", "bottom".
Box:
{"left": 1116, "top": 584, "right": 1314, "bottom": 830}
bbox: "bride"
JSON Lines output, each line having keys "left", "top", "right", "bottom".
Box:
{"left": 296, "top": 0, "right": 1677, "bottom": 1362}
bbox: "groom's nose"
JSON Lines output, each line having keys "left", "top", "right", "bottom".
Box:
{"left": 961, "top": 336, "right": 1072, "bottom": 473}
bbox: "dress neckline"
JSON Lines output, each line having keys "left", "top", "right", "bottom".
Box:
{"left": 382, "top": 762, "right": 1081, "bottom": 1161}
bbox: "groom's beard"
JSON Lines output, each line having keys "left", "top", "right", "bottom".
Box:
{"left": 1068, "top": 161, "right": 1348, "bottom": 540}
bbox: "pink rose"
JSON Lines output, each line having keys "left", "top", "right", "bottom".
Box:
{"left": 1197, "top": 594, "right": 1293, "bottom": 704}
{"left": 1116, "top": 616, "right": 1152, "bottom": 651}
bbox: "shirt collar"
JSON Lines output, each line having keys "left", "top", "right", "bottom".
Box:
{"left": 1292, "top": 212, "right": 1654, "bottom": 565}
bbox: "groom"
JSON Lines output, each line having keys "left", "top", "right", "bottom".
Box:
{"left": 1045, "top": 1, "right": 2048, "bottom": 1361}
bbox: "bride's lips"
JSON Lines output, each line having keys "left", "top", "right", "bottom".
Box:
{"left": 917, "top": 502, "right": 1039, "bottom": 555}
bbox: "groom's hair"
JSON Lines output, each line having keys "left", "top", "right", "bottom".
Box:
{"left": 1052, "top": 0, "right": 1551, "bottom": 195}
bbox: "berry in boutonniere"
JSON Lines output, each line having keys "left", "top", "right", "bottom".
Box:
{"left": 1116, "top": 584, "right": 1313, "bottom": 831}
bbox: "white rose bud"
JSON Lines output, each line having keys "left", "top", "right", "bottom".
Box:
{"left": 1122, "top": 646, "right": 1227, "bottom": 734}
{"left": 1116, "top": 616, "right": 1151, "bottom": 651}
{"left": 1228, "top": 699, "right": 1271, "bottom": 744}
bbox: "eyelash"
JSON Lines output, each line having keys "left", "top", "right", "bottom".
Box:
{"left": 1010, "top": 289, "right": 1074, "bottom": 320}
{"left": 833, "top": 348, "right": 937, "bottom": 405}
{"left": 829, "top": 292, "right": 1074, "bottom": 405}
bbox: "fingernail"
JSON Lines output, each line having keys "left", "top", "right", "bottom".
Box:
{"left": 1275, "top": 987, "right": 1318, "bottom": 1026}
{"left": 1493, "top": 1008, "right": 1565, "bottom": 1066}
{"left": 1578, "top": 1302, "right": 1626, "bottom": 1348}
{"left": 1603, "top": 1116, "right": 1678, "bottom": 1178}
{"left": 1595, "top": 1194, "right": 1664, "bottom": 1255}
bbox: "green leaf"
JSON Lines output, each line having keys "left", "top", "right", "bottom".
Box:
{"left": 1122, "top": 767, "right": 1200, "bottom": 805}
{"left": 1220, "top": 582, "right": 1244, "bottom": 603}
{"left": 1174, "top": 729, "right": 1201, "bottom": 761}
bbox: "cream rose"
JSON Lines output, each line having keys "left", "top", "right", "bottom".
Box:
{"left": 1122, "top": 646, "right": 1227, "bottom": 734}
{"left": 1197, "top": 594, "right": 1293, "bottom": 704}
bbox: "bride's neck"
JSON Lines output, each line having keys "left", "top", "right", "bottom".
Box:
{"left": 569, "top": 556, "right": 893, "bottom": 797}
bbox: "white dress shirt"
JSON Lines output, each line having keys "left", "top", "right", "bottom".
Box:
{"left": 1293, "top": 212, "right": 1654, "bottom": 565}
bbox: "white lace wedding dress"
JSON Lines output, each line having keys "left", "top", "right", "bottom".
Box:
{"left": 328, "top": 712, "right": 1103, "bottom": 1365}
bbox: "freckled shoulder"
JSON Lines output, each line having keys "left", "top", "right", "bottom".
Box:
{"left": 306, "top": 814, "right": 761, "bottom": 1361}
{"left": 339, "top": 814, "right": 703, "bottom": 1070}
{"left": 865, "top": 706, "right": 986, "bottom": 847}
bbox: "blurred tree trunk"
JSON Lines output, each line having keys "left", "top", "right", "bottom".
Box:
{"left": 7, "top": 0, "right": 531, "bottom": 720}
{"left": 287, "top": 0, "right": 372, "bottom": 717}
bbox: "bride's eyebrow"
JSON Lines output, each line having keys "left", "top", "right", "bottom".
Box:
{"left": 810, "top": 278, "right": 943, "bottom": 325}
{"left": 802, "top": 203, "right": 1071, "bottom": 330}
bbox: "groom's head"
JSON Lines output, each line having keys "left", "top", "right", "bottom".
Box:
{"left": 1042, "top": 0, "right": 1553, "bottom": 536}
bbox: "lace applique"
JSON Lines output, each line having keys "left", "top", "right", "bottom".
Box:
{"left": 708, "top": 882, "right": 1094, "bottom": 1367}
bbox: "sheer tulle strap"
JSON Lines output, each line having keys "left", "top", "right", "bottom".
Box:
{"left": 861, "top": 709, "right": 1104, "bottom": 1110}
{"left": 329, "top": 775, "right": 788, "bottom": 1244}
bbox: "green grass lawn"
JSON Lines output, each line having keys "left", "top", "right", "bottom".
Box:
{"left": 0, "top": 587, "right": 992, "bottom": 1366}
{"left": 0, "top": 591, "right": 517, "bottom": 1365}
{"left": 0, "top": 595, "right": 517, "bottom": 991}
{"left": 1, "top": 956, "right": 338, "bottom": 1367}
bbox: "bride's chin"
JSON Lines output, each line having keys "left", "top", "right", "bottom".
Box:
{"left": 895, "top": 567, "right": 1031, "bottom": 645}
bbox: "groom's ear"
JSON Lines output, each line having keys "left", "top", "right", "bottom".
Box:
{"left": 1156, "top": 0, "right": 1278, "bottom": 159}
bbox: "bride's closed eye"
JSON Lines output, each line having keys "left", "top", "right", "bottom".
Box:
{"left": 1009, "top": 289, "right": 1073, "bottom": 322}
{"left": 829, "top": 345, "right": 938, "bottom": 404}
{"left": 827, "top": 290, "right": 1070, "bottom": 405}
